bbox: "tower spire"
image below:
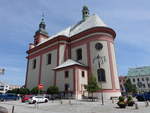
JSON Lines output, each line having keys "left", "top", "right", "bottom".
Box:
{"left": 39, "top": 14, "right": 46, "bottom": 30}
{"left": 82, "top": 5, "right": 90, "bottom": 21}
{"left": 36, "top": 13, "right": 48, "bottom": 36}
{"left": 34, "top": 13, "right": 49, "bottom": 45}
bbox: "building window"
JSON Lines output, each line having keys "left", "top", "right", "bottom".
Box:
{"left": 47, "top": 53, "right": 51, "bottom": 65}
{"left": 65, "top": 71, "right": 69, "bottom": 78}
{"left": 82, "top": 71, "right": 85, "bottom": 77}
{"left": 33, "top": 59, "right": 36, "bottom": 69}
{"left": 137, "top": 78, "right": 140, "bottom": 82}
{"left": 133, "top": 78, "right": 135, "bottom": 82}
{"left": 65, "top": 84, "right": 69, "bottom": 91}
{"left": 76, "top": 48, "right": 82, "bottom": 60}
{"left": 142, "top": 78, "right": 144, "bottom": 81}
{"left": 97, "top": 68, "right": 106, "bottom": 82}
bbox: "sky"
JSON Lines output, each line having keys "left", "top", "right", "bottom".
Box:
{"left": 0, "top": 0, "right": 150, "bottom": 86}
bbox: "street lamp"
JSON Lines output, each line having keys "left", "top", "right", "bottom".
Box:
{"left": 137, "top": 81, "right": 143, "bottom": 93}
{"left": 93, "top": 54, "right": 104, "bottom": 105}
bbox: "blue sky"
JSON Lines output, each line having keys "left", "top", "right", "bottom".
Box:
{"left": 0, "top": 0, "right": 150, "bottom": 86}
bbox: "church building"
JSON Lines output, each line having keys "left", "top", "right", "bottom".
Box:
{"left": 25, "top": 6, "right": 121, "bottom": 99}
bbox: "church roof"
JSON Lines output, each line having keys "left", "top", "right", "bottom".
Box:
{"left": 127, "top": 66, "right": 150, "bottom": 76}
{"left": 53, "top": 59, "right": 86, "bottom": 70}
{"left": 37, "top": 14, "right": 106, "bottom": 45}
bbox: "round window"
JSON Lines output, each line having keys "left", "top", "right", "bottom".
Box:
{"left": 95, "top": 43, "right": 103, "bottom": 50}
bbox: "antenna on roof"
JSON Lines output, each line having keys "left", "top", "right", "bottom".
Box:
{"left": 42, "top": 12, "right": 45, "bottom": 19}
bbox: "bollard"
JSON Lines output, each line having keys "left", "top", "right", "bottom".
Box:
{"left": 37, "top": 102, "right": 39, "bottom": 109}
{"left": 34, "top": 102, "right": 37, "bottom": 108}
{"left": 34, "top": 102, "right": 39, "bottom": 109}
{"left": 60, "top": 100, "right": 63, "bottom": 104}
{"left": 69, "top": 100, "right": 71, "bottom": 105}
{"left": 145, "top": 101, "right": 149, "bottom": 107}
{"left": 12, "top": 106, "right": 14, "bottom": 113}
{"left": 135, "top": 103, "right": 139, "bottom": 109}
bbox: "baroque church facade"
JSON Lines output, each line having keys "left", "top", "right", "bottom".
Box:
{"left": 25, "top": 6, "right": 121, "bottom": 99}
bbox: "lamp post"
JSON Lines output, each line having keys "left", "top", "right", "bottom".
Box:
{"left": 137, "top": 81, "right": 142, "bottom": 93}
{"left": 93, "top": 54, "right": 104, "bottom": 105}
{"left": 146, "top": 77, "right": 149, "bottom": 92}
{"left": 68, "top": 87, "right": 71, "bottom": 105}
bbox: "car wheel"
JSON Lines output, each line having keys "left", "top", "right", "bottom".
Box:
{"left": 45, "top": 99, "right": 48, "bottom": 103}
{"left": 1, "top": 99, "right": 4, "bottom": 102}
{"left": 33, "top": 100, "right": 36, "bottom": 104}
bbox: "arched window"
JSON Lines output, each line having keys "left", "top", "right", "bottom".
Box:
{"left": 97, "top": 68, "right": 106, "bottom": 82}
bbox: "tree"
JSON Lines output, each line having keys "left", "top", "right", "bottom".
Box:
{"left": 47, "top": 86, "right": 59, "bottom": 94}
{"left": 6, "top": 88, "right": 20, "bottom": 94}
{"left": 6, "top": 88, "right": 30, "bottom": 95}
{"left": 85, "top": 76, "right": 100, "bottom": 101}
{"left": 30, "top": 87, "right": 42, "bottom": 94}
{"left": 124, "top": 79, "right": 137, "bottom": 95}
{"left": 19, "top": 88, "right": 30, "bottom": 95}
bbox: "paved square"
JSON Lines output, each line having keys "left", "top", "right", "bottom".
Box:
{"left": 0, "top": 99, "right": 150, "bottom": 113}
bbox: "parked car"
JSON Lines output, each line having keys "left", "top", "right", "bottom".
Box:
{"left": 28, "top": 96, "right": 48, "bottom": 104}
{"left": 136, "top": 92, "right": 150, "bottom": 101}
{"left": 0, "top": 93, "right": 19, "bottom": 101}
{"left": 21, "top": 95, "right": 33, "bottom": 102}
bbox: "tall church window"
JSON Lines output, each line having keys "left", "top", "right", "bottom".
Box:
{"left": 65, "top": 71, "right": 69, "bottom": 78}
{"left": 82, "top": 71, "right": 85, "bottom": 78}
{"left": 47, "top": 53, "right": 51, "bottom": 65}
{"left": 33, "top": 59, "right": 36, "bottom": 69}
{"left": 97, "top": 68, "right": 106, "bottom": 82}
{"left": 76, "top": 48, "right": 82, "bottom": 60}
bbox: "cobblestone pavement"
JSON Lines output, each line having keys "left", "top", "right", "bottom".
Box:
{"left": 0, "top": 99, "right": 150, "bottom": 113}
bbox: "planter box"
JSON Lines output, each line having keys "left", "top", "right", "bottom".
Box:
{"left": 127, "top": 101, "right": 135, "bottom": 106}
{"left": 117, "top": 103, "right": 126, "bottom": 108}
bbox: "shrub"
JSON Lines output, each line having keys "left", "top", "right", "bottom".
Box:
{"left": 117, "top": 96, "right": 126, "bottom": 108}
{"left": 47, "top": 86, "right": 59, "bottom": 94}
{"left": 127, "top": 96, "right": 135, "bottom": 106}
{"left": 119, "top": 96, "right": 125, "bottom": 102}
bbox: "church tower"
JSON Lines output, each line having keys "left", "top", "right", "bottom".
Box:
{"left": 34, "top": 18, "right": 49, "bottom": 45}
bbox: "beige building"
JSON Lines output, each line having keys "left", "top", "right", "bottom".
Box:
{"left": 25, "top": 6, "right": 121, "bottom": 99}
{"left": 127, "top": 66, "right": 150, "bottom": 93}
{"left": 0, "top": 82, "right": 9, "bottom": 93}
{"left": 0, "top": 82, "right": 20, "bottom": 93}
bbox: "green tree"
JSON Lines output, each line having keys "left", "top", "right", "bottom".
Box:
{"left": 19, "top": 88, "right": 30, "bottom": 95}
{"left": 124, "top": 79, "right": 137, "bottom": 95}
{"left": 85, "top": 76, "right": 100, "bottom": 101}
{"left": 6, "top": 88, "right": 20, "bottom": 94}
{"left": 30, "top": 87, "right": 42, "bottom": 94}
{"left": 47, "top": 86, "right": 59, "bottom": 94}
